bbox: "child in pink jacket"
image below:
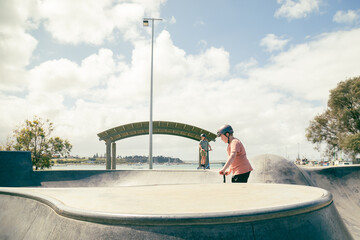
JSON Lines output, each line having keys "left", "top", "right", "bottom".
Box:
{"left": 217, "top": 124, "right": 253, "bottom": 183}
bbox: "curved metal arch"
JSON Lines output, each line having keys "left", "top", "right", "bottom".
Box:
{"left": 98, "top": 121, "right": 217, "bottom": 143}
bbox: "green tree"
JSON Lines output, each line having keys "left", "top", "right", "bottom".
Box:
{"left": 306, "top": 76, "right": 360, "bottom": 159}
{"left": 8, "top": 116, "right": 72, "bottom": 170}
{"left": 0, "top": 136, "right": 14, "bottom": 151}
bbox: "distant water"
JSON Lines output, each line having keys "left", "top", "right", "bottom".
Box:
{"left": 48, "top": 163, "right": 224, "bottom": 171}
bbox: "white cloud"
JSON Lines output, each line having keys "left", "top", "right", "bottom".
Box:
{"left": 333, "top": 10, "right": 359, "bottom": 24}
{"left": 249, "top": 28, "right": 360, "bottom": 102}
{"left": 3, "top": 26, "right": 360, "bottom": 160}
{"left": 106, "top": 30, "right": 230, "bottom": 102}
{"left": 0, "top": 0, "right": 41, "bottom": 31}
{"left": 187, "top": 46, "right": 230, "bottom": 81}
{"left": 40, "top": 0, "right": 116, "bottom": 45}
{"left": 235, "top": 58, "right": 258, "bottom": 74}
{"left": 0, "top": 0, "right": 39, "bottom": 92}
{"left": 0, "top": 29, "right": 37, "bottom": 92}
{"left": 39, "top": 0, "right": 166, "bottom": 44}
{"left": 260, "top": 34, "right": 290, "bottom": 52}
{"left": 82, "top": 30, "right": 323, "bottom": 160}
{"left": 275, "top": 0, "right": 321, "bottom": 20}
{"left": 28, "top": 49, "right": 116, "bottom": 97}
{"left": 0, "top": 94, "right": 30, "bottom": 140}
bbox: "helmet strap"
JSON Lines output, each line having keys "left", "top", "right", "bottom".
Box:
{"left": 226, "top": 133, "right": 230, "bottom": 144}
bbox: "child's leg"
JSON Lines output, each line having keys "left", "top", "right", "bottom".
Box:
{"left": 201, "top": 156, "right": 206, "bottom": 165}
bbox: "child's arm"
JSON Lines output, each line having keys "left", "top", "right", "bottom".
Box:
{"left": 219, "top": 152, "right": 236, "bottom": 175}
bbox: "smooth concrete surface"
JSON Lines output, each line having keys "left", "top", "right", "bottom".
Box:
{"left": 248, "top": 154, "right": 311, "bottom": 185}
{"left": 0, "top": 184, "right": 351, "bottom": 240}
{"left": 0, "top": 152, "right": 358, "bottom": 239}
{"left": 248, "top": 154, "right": 360, "bottom": 239}
{"left": 300, "top": 165, "right": 360, "bottom": 239}
{"left": 0, "top": 184, "right": 330, "bottom": 216}
{"left": 0, "top": 193, "right": 347, "bottom": 240}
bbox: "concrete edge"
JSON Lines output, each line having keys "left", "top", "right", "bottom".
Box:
{"left": 0, "top": 186, "right": 333, "bottom": 226}
{"left": 295, "top": 165, "right": 317, "bottom": 186}
{"left": 35, "top": 169, "right": 207, "bottom": 172}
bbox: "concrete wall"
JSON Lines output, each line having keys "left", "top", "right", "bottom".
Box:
{"left": 0, "top": 151, "right": 224, "bottom": 187}
{"left": 301, "top": 166, "right": 360, "bottom": 238}
{"left": 0, "top": 151, "right": 37, "bottom": 187}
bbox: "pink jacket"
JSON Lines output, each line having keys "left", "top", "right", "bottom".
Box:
{"left": 227, "top": 138, "right": 253, "bottom": 175}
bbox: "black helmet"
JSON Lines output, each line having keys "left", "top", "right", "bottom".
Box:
{"left": 200, "top": 133, "right": 206, "bottom": 138}
{"left": 217, "top": 124, "right": 233, "bottom": 137}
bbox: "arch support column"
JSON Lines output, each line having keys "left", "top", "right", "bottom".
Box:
{"left": 106, "top": 140, "right": 111, "bottom": 170}
{"left": 111, "top": 142, "right": 116, "bottom": 170}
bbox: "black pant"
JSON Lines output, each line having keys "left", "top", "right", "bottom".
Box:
{"left": 232, "top": 171, "right": 251, "bottom": 183}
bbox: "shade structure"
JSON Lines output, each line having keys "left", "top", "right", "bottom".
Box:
{"left": 98, "top": 121, "right": 217, "bottom": 143}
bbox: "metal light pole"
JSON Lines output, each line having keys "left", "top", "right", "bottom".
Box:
{"left": 143, "top": 17, "right": 162, "bottom": 169}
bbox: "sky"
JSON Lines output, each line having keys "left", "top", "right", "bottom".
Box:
{"left": 1, "top": 0, "right": 360, "bottom": 162}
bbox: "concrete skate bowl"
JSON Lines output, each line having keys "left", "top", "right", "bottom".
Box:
{"left": 302, "top": 165, "right": 360, "bottom": 238}
{"left": 0, "top": 151, "right": 356, "bottom": 239}
{"left": 248, "top": 154, "right": 311, "bottom": 185}
{"left": 248, "top": 154, "right": 360, "bottom": 239}
{"left": 0, "top": 183, "right": 351, "bottom": 240}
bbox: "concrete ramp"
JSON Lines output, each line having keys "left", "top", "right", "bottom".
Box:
{"left": 248, "top": 154, "right": 310, "bottom": 185}
{"left": 301, "top": 166, "right": 360, "bottom": 238}
{"left": 246, "top": 154, "right": 360, "bottom": 239}
{"left": 0, "top": 184, "right": 352, "bottom": 240}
